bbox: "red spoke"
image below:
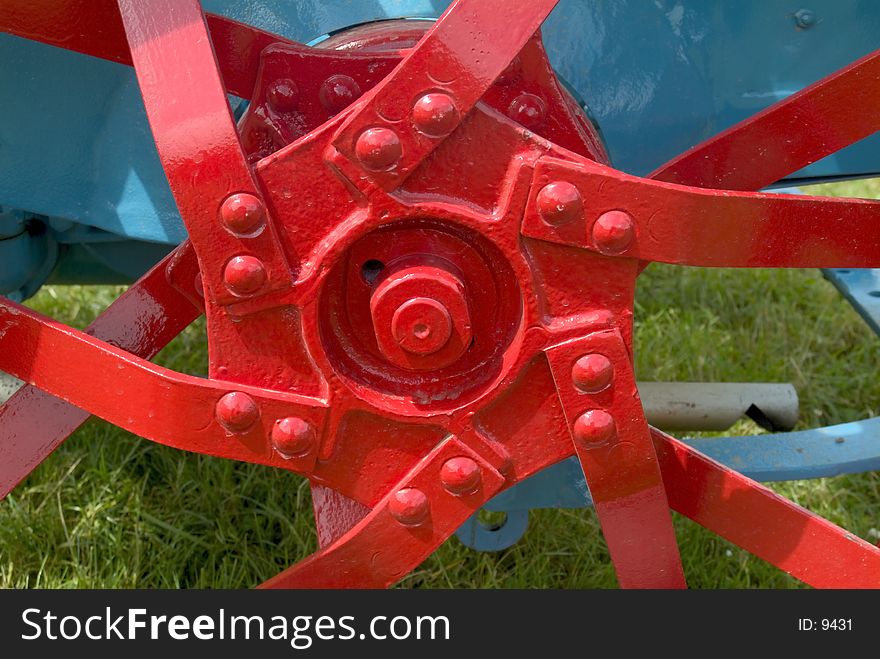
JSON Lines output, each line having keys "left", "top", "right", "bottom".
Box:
{"left": 261, "top": 437, "right": 505, "bottom": 588}
{"left": 524, "top": 156, "right": 880, "bottom": 268}
{"left": 331, "top": 0, "right": 559, "bottom": 189}
{"left": 653, "top": 428, "right": 880, "bottom": 588}
{"left": 0, "top": 244, "right": 201, "bottom": 499}
{"left": 547, "top": 330, "right": 686, "bottom": 588}
{"left": 0, "top": 295, "right": 325, "bottom": 474}
{"left": 650, "top": 49, "right": 880, "bottom": 191}
{"left": 118, "top": 0, "right": 292, "bottom": 309}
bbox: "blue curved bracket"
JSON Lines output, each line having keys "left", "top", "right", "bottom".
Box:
{"left": 456, "top": 418, "right": 880, "bottom": 551}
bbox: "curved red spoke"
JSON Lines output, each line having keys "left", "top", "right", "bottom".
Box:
{"left": 118, "top": 0, "right": 293, "bottom": 309}
{"left": 0, "top": 244, "right": 201, "bottom": 500}
{"left": 261, "top": 437, "right": 505, "bottom": 588}
{"left": 0, "top": 1, "right": 290, "bottom": 99}
{"left": 547, "top": 330, "right": 686, "bottom": 589}
{"left": 0, "top": 295, "right": 325, "bottom": 474}
{"left": 651, "top": 49, "right": 880, "bottom": 191}
{"left": 653, "top": 428, "right": 880, "bottom": 588}
{"left": 331, "top": 0, "right": 559, "bottom": 190}
{"left": 524, "top": 156, "right": 880, "bottom": 268}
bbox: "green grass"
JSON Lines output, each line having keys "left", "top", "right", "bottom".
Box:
{"left": 2, "top": 181, "right": 880, "bottom": 588}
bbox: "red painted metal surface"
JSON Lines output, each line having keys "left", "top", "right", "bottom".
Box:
{"left": 523, "top": 156, "right": 880, "bottom": 267}
{"left": 262, "top": 437, "right": 505, "bottom": 588}
{"left": 331, "top": 0, "right": 560, "bottom": 190}
{"left": 0, "top": 244, "right": 201, "bottom": 499}
{"left": 653, "top": 429, "right": 880, "bottom": 588}
{"left": 547, "top": 331, "right": 686, "bottom": 589}
{"left": 3, "top": 0, "right": 880, "bottom": 589}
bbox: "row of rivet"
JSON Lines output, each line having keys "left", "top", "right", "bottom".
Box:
{"left": 265, "top": 75, "right": 364, "bottom": 117}
{"left": 353, "top": 91, "right": 545, "bottom": 173}
{"left": 215, "top": 391, "right": 315, "bottom": 459}
{"left": 571, "top": 353, "right": 617, "bottom": 448}
{"left": 536, "top": 181, "right": 636, "bottom": 255}
{"left": 214, "top": 73, "right": 367, "bottom": 300}
{"left": 387, "top": 456, "right": 483, "bottom": 527}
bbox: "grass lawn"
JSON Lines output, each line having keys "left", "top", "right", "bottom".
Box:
{"left": 1, "top": 180, "right": 879, "bottom": 588}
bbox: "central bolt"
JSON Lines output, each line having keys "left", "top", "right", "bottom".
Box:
{"left": 369, "top": 264, "right": 472, "bottom": 370}
{"left": 391, "top": 297, "right": 453, "bottom": 355}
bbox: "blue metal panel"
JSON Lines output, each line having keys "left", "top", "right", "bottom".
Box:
{"left": 823, "top": 269, "right": 880, "bottom": 336}
{"left": 3, "top": 1, "right": 880, "bottom": 250}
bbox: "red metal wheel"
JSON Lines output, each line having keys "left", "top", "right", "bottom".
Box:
{"left": 2, "top": 0, "right": 880, "bottom": 588}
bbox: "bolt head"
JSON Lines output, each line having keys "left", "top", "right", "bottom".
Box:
{"left": 223, "top": 255, "right": 267, "bottom": 297}
{"left": 319, "top": 74, "right": 362, "bottom": 115}
{"left": 508, "top": 93, "right": 546, "bottom": 130}
{"left": 391, "top": 297, "right": 453, "bottom": 355}
{"left": 389, "top": 488, "right": 430, "bottom": 526}
{"left": 440, "top": 456, "right": 482, "bottom": 495}
{"left": 536, "top": 181, "right": 583, "bottom": 225}
{"left": 220, "top": 193, "right": 265, "bottom": 235}
{"left": 355, "top": 127, "right": 402, "bottom": 171}
{"left": 573, "top": 410, "right": 616, "bottom": 447}
{"left": 216, "top": 392, "right": 259, "bottom": 433}
{"left": 572, "top": 354, "right": 613, "bottom": 393}
{"left": 267, "top": 78, "right": 299, "bottom": 113}
{"left": 271, "top": 417, "right": 316, "bottom": 458}
{"left": 412, "top": 92, "right": 459, "bottom": 137}
{"left": 592, "top": 210, "right": 635, "bottom": 254}
{"left": 369, "top": 265, "right": 472, "bottom": 371}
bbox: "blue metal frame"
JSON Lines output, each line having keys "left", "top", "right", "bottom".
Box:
{"left": 457, "top": 417, "right": 880, "bottom": 550}
{"left": 3, "top": 1, "right": 880, "bottom": 247}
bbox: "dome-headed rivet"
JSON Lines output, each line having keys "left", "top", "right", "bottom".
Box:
{"left": 572, "top": 354, "right": 614, "bottom": 393}
{"left": 271, "top": 417, "right": 316, "bottom": 458}
{"left": 267, "top": 78, "right": 299, "bottom": 113}
{"left": 220, "top": 193, "right": 265, "bottom": 236}
{"left": 216, "top": 392, "right": 260, "bottom": 433}
{"left": 223, "top": 255, "right": 267, "bottom": 297}
{"left": 573, "top": 409, "right": 616, "bottom": 447}
{"left": 355, "top": 127, "right": 402, "bottom": 171}
{"left": 412, "top": 92, "right": 459, "bottom": 138}
{"left": 389, "top": 488, "right": 430, "bottom": 526}
{"left": 440, "top": 456, "right": 482, "bottom": 495}
{"left": 536, "top": 181, "right": 583, "bottom": 225}
{"left": 319, "top": 74, "right": 362, "bottom": 115}
{"left": 593, "top": 210, "right": 635, "bottom": 254}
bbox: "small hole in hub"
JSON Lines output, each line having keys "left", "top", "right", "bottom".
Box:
{"left": 361, "top": 259, "right": 385, "bottom": 285}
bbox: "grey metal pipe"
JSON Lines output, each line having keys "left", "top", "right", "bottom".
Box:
{"left": 638, "top": 382, "right": 798, "bottom": 432}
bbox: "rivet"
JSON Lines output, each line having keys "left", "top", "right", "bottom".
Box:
{"left": 572, "top": 354, "right": 613, "bottom": 393}
{"left": 794, "top": 9, "right": 816, "bottom": 29}
{"left": 592, "top": 210, "right": 635, "bottom": 254}
{"left": 412, "top": 92, "right": 459, "bottom": 137}
{"left": 220, "top": 193, "right": 265, "bottom": 236}
{"left": 508, "top": 93, "right": 546, "bottom": 130}
{"left": 536, "top": 181, "right": 583, "bottom": 225}
{"left": 388, "top": 488, "right": 430, "bottom": 526}
{"left": 267, "top": 78, "right": 299, "bottom": 113}
{"left": 440, "top": 456, "right": 482, "bottom": 495}
{"left": 355, "top": 127, "right": 402, "bottom": 171}
{"left": 223, "top": 255, "right": 267, "bottom": 297}
{"left": 573, "top": 410, "right": 616, "bottom": 447}
{"left": 271, "top": 417, "right": 315, "bottom": 458}
{"left": 319, "top": 74, "right": 362, "bottom": 115}
{"left": 215, "top": 392, "right": 259, "bottom": 433}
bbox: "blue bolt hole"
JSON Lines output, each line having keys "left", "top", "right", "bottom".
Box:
{"left": 455, "top": 509, "right": 530, "bottom": 552}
